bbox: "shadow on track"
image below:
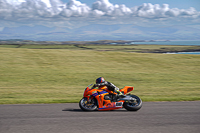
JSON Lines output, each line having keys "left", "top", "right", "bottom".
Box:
{"left": 62, "top": 108, "right": 130, "bottom": 112}
{"left": 62, "top": 108, "right": 83, "bottom": 112}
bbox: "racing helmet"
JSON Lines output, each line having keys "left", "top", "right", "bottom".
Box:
{"left": 96, "top": 77, "right": 105, "bottom": 84}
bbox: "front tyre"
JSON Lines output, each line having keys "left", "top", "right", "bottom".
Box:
{"left": 123, "top": 95, "right": 142, "bottom": 111}
{"left": 79, "top": 97, "right": 98, "bottom": 111}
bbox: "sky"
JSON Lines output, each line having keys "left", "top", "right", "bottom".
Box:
{"left": 0, "top": 0, "right": 200, "bottom": 41}
{"left": 62, "top": 0, "right": 200, "bottom": 9}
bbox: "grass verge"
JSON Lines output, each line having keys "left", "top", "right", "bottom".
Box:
{"left": 0, "top": 46, "right": 200, "bottom": 104}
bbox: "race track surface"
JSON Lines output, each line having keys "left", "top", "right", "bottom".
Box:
{"left": 0, "top": 101, "right": 199, "bottom": 133}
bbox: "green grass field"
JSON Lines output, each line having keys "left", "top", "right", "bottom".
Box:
{"left": 0, "top": 45, "right": 200, "bottom": 104}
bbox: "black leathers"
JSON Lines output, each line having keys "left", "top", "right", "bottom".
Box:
{"left": 92, "top": 81, "right": 118, "bottom": 92}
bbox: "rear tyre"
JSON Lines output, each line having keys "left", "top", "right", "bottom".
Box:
{"left": 123, "top": 95, "right": 142, "bottom": 111}
{"left": 79, "top": 97, "right": 98, "bottom": 111}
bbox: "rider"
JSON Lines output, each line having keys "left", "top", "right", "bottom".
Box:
{"left": 92, "top": 77, "right": 123, "bottom": 96}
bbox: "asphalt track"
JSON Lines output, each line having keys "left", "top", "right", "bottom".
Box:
{"left": 0, "top": 101, "right": 200, "bottom": 133}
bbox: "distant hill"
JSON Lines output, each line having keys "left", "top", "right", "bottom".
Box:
{"left": 0, "top": 24, "right": 199, "bottom": 41}
{"left": 2, "top": 25, "right": 55, "bottom": 34}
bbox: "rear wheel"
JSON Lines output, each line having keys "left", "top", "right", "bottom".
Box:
{"left": 79, "top": 97, "right": 98, "bottom": 111}
{"left": 123, "top": 95, "right": 142, "bottom": 111}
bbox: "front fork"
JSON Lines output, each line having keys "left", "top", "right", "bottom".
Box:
{"left": 85, "top": 95, "right": 93, "bottom": 104}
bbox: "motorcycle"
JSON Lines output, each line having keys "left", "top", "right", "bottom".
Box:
{"left": 79, "top": 84, "right": 142, "bottom": 111}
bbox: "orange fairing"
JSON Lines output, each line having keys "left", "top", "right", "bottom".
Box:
{"left": 83, "top": 87, "right": 90, "bottom": 97}
{"left": 120, "top": 86, "right": 134, "bottom": 94}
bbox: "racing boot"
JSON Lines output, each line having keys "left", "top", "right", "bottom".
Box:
{"left": 116, "top": 89, "right": 123, "bottom": 95}
{"left": 115, "top": 90, "right": 125, "bottom": 99}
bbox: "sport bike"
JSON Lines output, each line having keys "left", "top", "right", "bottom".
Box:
{"left": 79, "top": 84, "right": 142, "bottom": 111}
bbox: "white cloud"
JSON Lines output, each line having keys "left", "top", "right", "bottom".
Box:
{"left": 6, "top": 0, "right": 26, "bottom": 5}
{"left": 92, "top": 0, "right": 114, "bottom": 12}
{"left": 60, "top": 0, "right": 90, "bottom": 17}
{"left": 0, "top": 0, "right": 199, "bottom": 26}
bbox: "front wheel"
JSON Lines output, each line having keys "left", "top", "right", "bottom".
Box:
{"left": 79, "top": 97, "right": 98, "bottom": 111}
{"left": 123, "top": 95, "right": 142, "bottom": 111}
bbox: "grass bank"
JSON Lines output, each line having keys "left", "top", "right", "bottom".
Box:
{"left": 0, "top": 46, "right": 200, "bottom": 104}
